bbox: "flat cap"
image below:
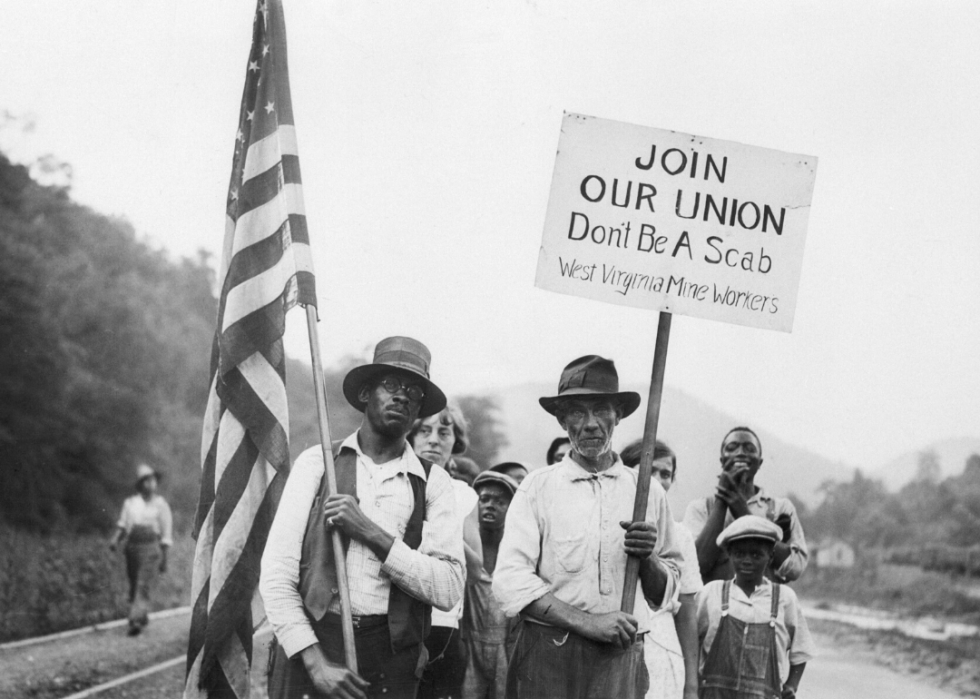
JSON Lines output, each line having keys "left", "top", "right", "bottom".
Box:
{"left": 472, "top": 471, "right": 518, "bottom": 497}
{"left": 716, "top": 515, "right": 782, "bottom": 548}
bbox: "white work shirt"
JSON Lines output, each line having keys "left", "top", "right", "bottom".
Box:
{"left": 492, "top": 453, "right": 683, "bottom": 633}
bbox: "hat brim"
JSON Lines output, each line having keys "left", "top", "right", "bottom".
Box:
{"left": 539, "top": 389, "right": 641, "bottom": 418}
{"left": 343, "top": 364, "right": 447, "bottom": 418}
{"left": 718, "top": 532, "right": 779, "bottom": 548}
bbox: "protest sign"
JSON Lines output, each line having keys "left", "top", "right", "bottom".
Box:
{"left": 536, "top": 113, "right": 818, "bottom": 332}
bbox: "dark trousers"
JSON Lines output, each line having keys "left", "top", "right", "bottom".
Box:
{"left": 418, "top": 626, "right": 468, "bottom": 699}
{"left": 505, "top": 620, "right": 648, "bottom": 699}
{"left": 124, "top": 539, "right": 160, "bottom": 629}
{"left": 269, "top": 615, "right": 423, "bottom": 699}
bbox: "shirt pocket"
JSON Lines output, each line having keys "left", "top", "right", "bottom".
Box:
{"left": 552, "top": 533, "right": 590, "bottom": 574}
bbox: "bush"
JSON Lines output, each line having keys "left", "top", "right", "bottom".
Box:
{"left": 0, "top": 523, "right": 195, "bottom": 642}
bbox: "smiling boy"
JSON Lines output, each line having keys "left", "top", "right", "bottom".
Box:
{"left": 695, "top": 516, "right": 814, "bottom": 699}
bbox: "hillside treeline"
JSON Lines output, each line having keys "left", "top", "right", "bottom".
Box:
{"left": 801, "top": 452, "right": 980, "bottom": 555}
{"left": 0, "top": 152, "right": 218, "bottom": 531}
{"left": 0, "top": 151, "right": 507, "bottom": 535}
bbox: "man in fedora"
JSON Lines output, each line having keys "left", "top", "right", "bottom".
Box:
{"left": 261, "top": 337, "right": 466, "bottom": 699}
{"left": 492, "top": 355, "right": 684, "bottom": 699}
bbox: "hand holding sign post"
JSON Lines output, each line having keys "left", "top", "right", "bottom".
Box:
{"left": 535, "top": 112, "right": 817, "bottom": 613}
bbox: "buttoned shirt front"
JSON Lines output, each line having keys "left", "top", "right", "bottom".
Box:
{"left": 695, "top": 579, "right": 815, "bottom": 685}
{"left": 260, "top": 432, "right": 465, "bottom": 657}
{"left": 683, "top": 486, "right": 808, "bottom": 582}
{"left": 492, "top": 453, "right": 683, "bottom": 633}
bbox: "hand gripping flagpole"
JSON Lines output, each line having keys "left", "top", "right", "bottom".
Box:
{"left": 305, "top": 305, "right": 358, "bottom": 672}
{"left": 621, "top": 311, "right": 672, "bottom": 614}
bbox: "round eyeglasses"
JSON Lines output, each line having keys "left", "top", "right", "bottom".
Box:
{"left": 379, "top": 376, "right": 425, "bottom": 403}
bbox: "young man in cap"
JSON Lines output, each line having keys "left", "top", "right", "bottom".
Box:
{"left": 462, "top": 469, "right": 519, "bottom": 699}
{"left": 261, "top": 337, "right": 465, "bottom": 699}
{"left": 492, "top": 355, "right": 684, "bottom": 699}
{"left": 683, "top": 427, "right": 808, "bottom": 584}
{"left": 695, "top": 516, "right": 813, "bottom": 699}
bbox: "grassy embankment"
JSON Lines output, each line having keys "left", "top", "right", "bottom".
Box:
{"left": 0, "top": 525, "right": 195, "bottom": 642}
{"left": 795, "top": 562, "right": 980, "bottom": 623}
{"left": 796, "top": 563, "right": 980, "bottom": 697}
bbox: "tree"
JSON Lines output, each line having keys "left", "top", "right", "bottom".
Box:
{"left": 456, "top": 395, "right": 508, "bottom": 470}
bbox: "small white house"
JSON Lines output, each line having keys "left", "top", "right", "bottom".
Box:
{"left": 814, "top": 538, "right": 856, "bottom": 569}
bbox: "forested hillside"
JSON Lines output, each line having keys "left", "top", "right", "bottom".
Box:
{"left": 0, "top": 151, "right": 508, "bottom": 535}
{"left": 0, "top": 152, "right": 216, "bottom": 531}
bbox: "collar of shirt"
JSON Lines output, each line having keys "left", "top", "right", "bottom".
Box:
{"left": 746, "top": 485, "right": 772, "bottom": 506}
{"left": 561, "top": 454, "right": 625, "bottom": 482}
{"left": 340, "top": 430, "right": 428, "bottom": 482}
{"left": 728, "top": 577, "right": 773, "bottom": 604}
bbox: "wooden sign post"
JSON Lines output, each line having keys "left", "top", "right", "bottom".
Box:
{"left": 535, "top": 112, "right": 818, "bottom": 614}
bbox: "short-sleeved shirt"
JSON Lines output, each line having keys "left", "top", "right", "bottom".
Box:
{"left": 683, "top": 487, "right": 808, "bottom": 582}
{"left": 117, "top": 494, "right": 173, "bottom": 546}
{"left": 695, "top": 579, "right": 815, "bottom": 685}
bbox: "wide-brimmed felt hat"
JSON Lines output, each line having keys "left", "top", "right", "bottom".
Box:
{"left": 342, "top": 336, "right": 447, "bottom": 418}
{"left": 539, "top": 355, "right": 641, "bottom": 418}
{"left": 473, "top": 470, "right": 518, "bottom": 497}
{"left": 716, "top": 515, "right": 782, "bottom": 548}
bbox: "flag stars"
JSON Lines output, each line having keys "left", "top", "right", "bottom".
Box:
{"left": 248, "top": 60, "right": 260, "bottom": 73}
{"left": 237, "top": 128, "right": 244, "bottom": 142}
{"left": 259, "top": 2, "right": 269, "bottom": 26}
{"left": 262, "top": 44, "right": 270, "bottom": 57}
{"left": 265, "top": 101, "right": 275, "bottom": 114}
{"left": 246, "top": 110, "right": 255, "bottom": 121}
{"left": 230, "top": 188, "right": 239, "bottom": 202}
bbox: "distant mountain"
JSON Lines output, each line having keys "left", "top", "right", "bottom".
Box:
{"left": 871, "top": 436, "right": 980, "bottom": 491}
{"left": 490, "top": 381, "right": 855, "bottom": 516}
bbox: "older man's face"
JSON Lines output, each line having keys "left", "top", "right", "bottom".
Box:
{"left": 559, "top": 398, "right": 619, "bottom": 460}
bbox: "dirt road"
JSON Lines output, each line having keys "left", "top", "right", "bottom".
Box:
{"left": 0, "top": 615, "right": 967, "bottom": 698}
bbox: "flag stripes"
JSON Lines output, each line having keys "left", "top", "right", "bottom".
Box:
{"left": 185, "top": 0, "right": 314, "bottom": 696}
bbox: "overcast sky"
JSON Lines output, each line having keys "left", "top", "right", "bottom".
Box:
{"left": 3, "top": 1, "right": 978, "bottom": 470}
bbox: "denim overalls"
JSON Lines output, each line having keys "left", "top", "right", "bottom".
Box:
{"left": 699, "top": 580, "right": 782, "bottom": 699}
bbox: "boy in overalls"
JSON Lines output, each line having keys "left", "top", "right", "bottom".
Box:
{"left": 695, "top": 516, "right": 814, "bottom": 699}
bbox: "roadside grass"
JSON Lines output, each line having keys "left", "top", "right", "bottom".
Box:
{"left": 0, "top": 524, "right": 195, "bottom": 642}
{"left": 795, "top": 562, "right": 980, "bottom": 624}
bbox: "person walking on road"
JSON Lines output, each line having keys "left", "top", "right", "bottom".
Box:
{"left": 109, "top": 463, "right": 173, "bottom": 636}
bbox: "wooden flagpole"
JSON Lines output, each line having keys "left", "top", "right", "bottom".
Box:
{"left": 305, "top": 305, "right": 358, "bottom": 672}
{"left": 621, "top": 311, "right": 672, "bottom": 614}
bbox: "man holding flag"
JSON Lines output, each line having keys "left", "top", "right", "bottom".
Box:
{"left": 261, "top": 337, "right": 465, "bottom": 699}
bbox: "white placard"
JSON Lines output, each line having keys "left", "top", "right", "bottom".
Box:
{"left": 535, "top": 113, "right": 817, "bottom": 332}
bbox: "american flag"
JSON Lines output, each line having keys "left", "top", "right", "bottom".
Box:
{"left": 185, "top": 1, "right": 315, "bottom": 696}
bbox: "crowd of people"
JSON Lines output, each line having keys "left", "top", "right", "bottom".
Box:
{"left": 114, "top": 334, "right": 814, "bottom": 699}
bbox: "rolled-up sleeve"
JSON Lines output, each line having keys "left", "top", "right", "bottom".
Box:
{"left": 259, "top": 450, "right": 322, "bottom": 658}
{"left": 773, "top": 499, "right": 808, "bottom": 582}
{"left": 382, "top": 465, "right": 465, "bottom": 612}
{"left": 491, "top": 485, "right": 551, "bottom": 617}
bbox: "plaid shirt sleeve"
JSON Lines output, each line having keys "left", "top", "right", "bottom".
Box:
{"left": 382, "top": 464, "right": 465, "bottom": 612}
